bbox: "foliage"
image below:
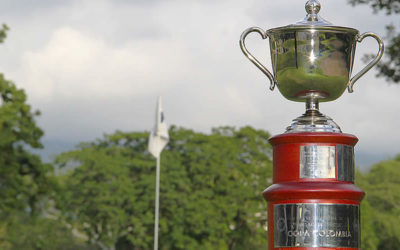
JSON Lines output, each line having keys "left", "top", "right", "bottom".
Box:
{"left": 56, "top": 126, "right": 273, "bottom": 250}
{"left": 375, "top": 24, "right": 400, "bottom": 82}
{"left": 348, "top": 0, "right": 400, "bottom": 14}
{"left": 0, "top": 24, "right": 8, "bottom": 43}
{"left": 1, "top": 212, "right": 92, "bottom": 250}
{"left": 356, "top": 155, "right": 400, "bottom": 249}
{"left": 348, "top": 0, "right": 400, "bottom": 83}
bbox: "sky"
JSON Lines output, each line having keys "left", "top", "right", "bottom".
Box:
{"left": 0, "top": 0, "right": 398, "bottom": 168}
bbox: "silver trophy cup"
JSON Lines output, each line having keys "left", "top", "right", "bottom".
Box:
{"left": 240, "top": 0, "right": 384, "bottom": 133}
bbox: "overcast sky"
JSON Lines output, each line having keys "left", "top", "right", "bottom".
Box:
{"left": 0, "top": 0, "right": 398, "bottom": 167}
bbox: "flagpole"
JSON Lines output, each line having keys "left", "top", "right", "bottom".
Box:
{"left": 154, "top": 153, "right": 161, "bottom": 250}
{"left": 149, "top": 96, "right": 168, "bottom": 250}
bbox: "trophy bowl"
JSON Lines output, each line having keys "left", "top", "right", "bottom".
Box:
{"left": 240, "top": 1, "right": 384, "bottom": 103}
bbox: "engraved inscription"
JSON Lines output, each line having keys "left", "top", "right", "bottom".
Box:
{"left": 337, "top": 145, "right": 354, "bottom": 182}
{"left": 300, "top": 146, "right": 335, "bottom": 179}
{"left": 274, "top": 204, "right": 360, "bottom": 248}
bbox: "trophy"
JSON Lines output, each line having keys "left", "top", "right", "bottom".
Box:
{"left": 240, "top": 0, "right": 384, "bottom": 249}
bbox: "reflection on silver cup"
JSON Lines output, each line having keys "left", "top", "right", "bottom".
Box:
{"left": 240, "top": 5, "right": 384, "bottom": 103}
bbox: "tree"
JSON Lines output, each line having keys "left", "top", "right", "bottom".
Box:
{"left": 0, "top": 24, "right": 56, "bottom": 217}
{"left": 356, "top": 155, "right": 400, "bottom": 249}
{"left": 355, "top": 170, "right": 380, "bottom": 249}
{"left": 0, "top": 24, "right": 74, "bottom": 249}
{"left": 348, "top": 0, "right": 400, "bottom": 82}
{"left": 2, "top": 211, "right": 92, "bottom": 250}
{"left": 55, "top": 126, "right": 273, "bottom": 250}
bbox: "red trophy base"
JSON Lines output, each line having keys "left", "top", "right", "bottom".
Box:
{"left": 263, "top": 132, "right": 364, "bottom": 249}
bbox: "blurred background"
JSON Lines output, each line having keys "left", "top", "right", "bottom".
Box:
{"left": 0, "top": 0, "right": 398, "bottom": 249}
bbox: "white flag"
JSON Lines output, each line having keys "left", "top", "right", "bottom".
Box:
{"left": 148, "top": 96, "right": 169, "bottom": 158}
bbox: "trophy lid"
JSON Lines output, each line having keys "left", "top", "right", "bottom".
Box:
{"left": 295, "top": 0, "right": 332, "bottom": 26}
{"left": 268, "top": 0, "right": 358, "bottom": 34}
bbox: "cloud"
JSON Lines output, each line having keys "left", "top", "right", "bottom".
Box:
{"left": 15, "top": 27, "right": 189, "bottom": 101}
{"left": 0, "top": 0, "right": 69, "bottom": 15}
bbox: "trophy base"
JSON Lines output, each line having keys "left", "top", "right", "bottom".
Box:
{"left": 286, "top": 99, "right": 341, "bottom": 133}
{"left": 264, "top": 132, "right": 364, "bottom": 249}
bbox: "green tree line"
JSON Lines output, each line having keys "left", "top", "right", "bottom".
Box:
{"left": 2, "top": 112, "right": 400, "bottom": 249}
{"left": 54, "top": 126, "right": 272, "bottom": 250}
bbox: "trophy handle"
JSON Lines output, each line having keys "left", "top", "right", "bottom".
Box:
{"left": 240, "top": 27, "right": 276, "bottom": 91}
{"left": 348, "top": 32, "right": 384, "bottom": 93}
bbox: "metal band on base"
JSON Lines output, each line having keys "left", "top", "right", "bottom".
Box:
{"left": 274, "top": 203, "right": 360, "bottom": 248}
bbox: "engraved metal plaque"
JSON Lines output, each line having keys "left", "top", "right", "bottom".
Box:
{"left": 274, "top": 204, "right": 360, "bottom": 248}
{"left": 337, "top": 145, "right": 355, "bottom": 182}
{"left": 300, "top": 146, "right": 335, "bottom": 179}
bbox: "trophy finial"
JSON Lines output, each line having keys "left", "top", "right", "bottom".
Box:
{"left": 305, "top": 0, "right": 321, "bottom": 15}
{"left": 300, "top": 0, "right": 328, "bottom": 24}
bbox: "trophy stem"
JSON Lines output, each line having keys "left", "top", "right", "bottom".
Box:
{"left": 306, "top": 98, "right": 319, "bottom": 112}
{"left": 304, "top": 98, "right": 323, "bottom": 120}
